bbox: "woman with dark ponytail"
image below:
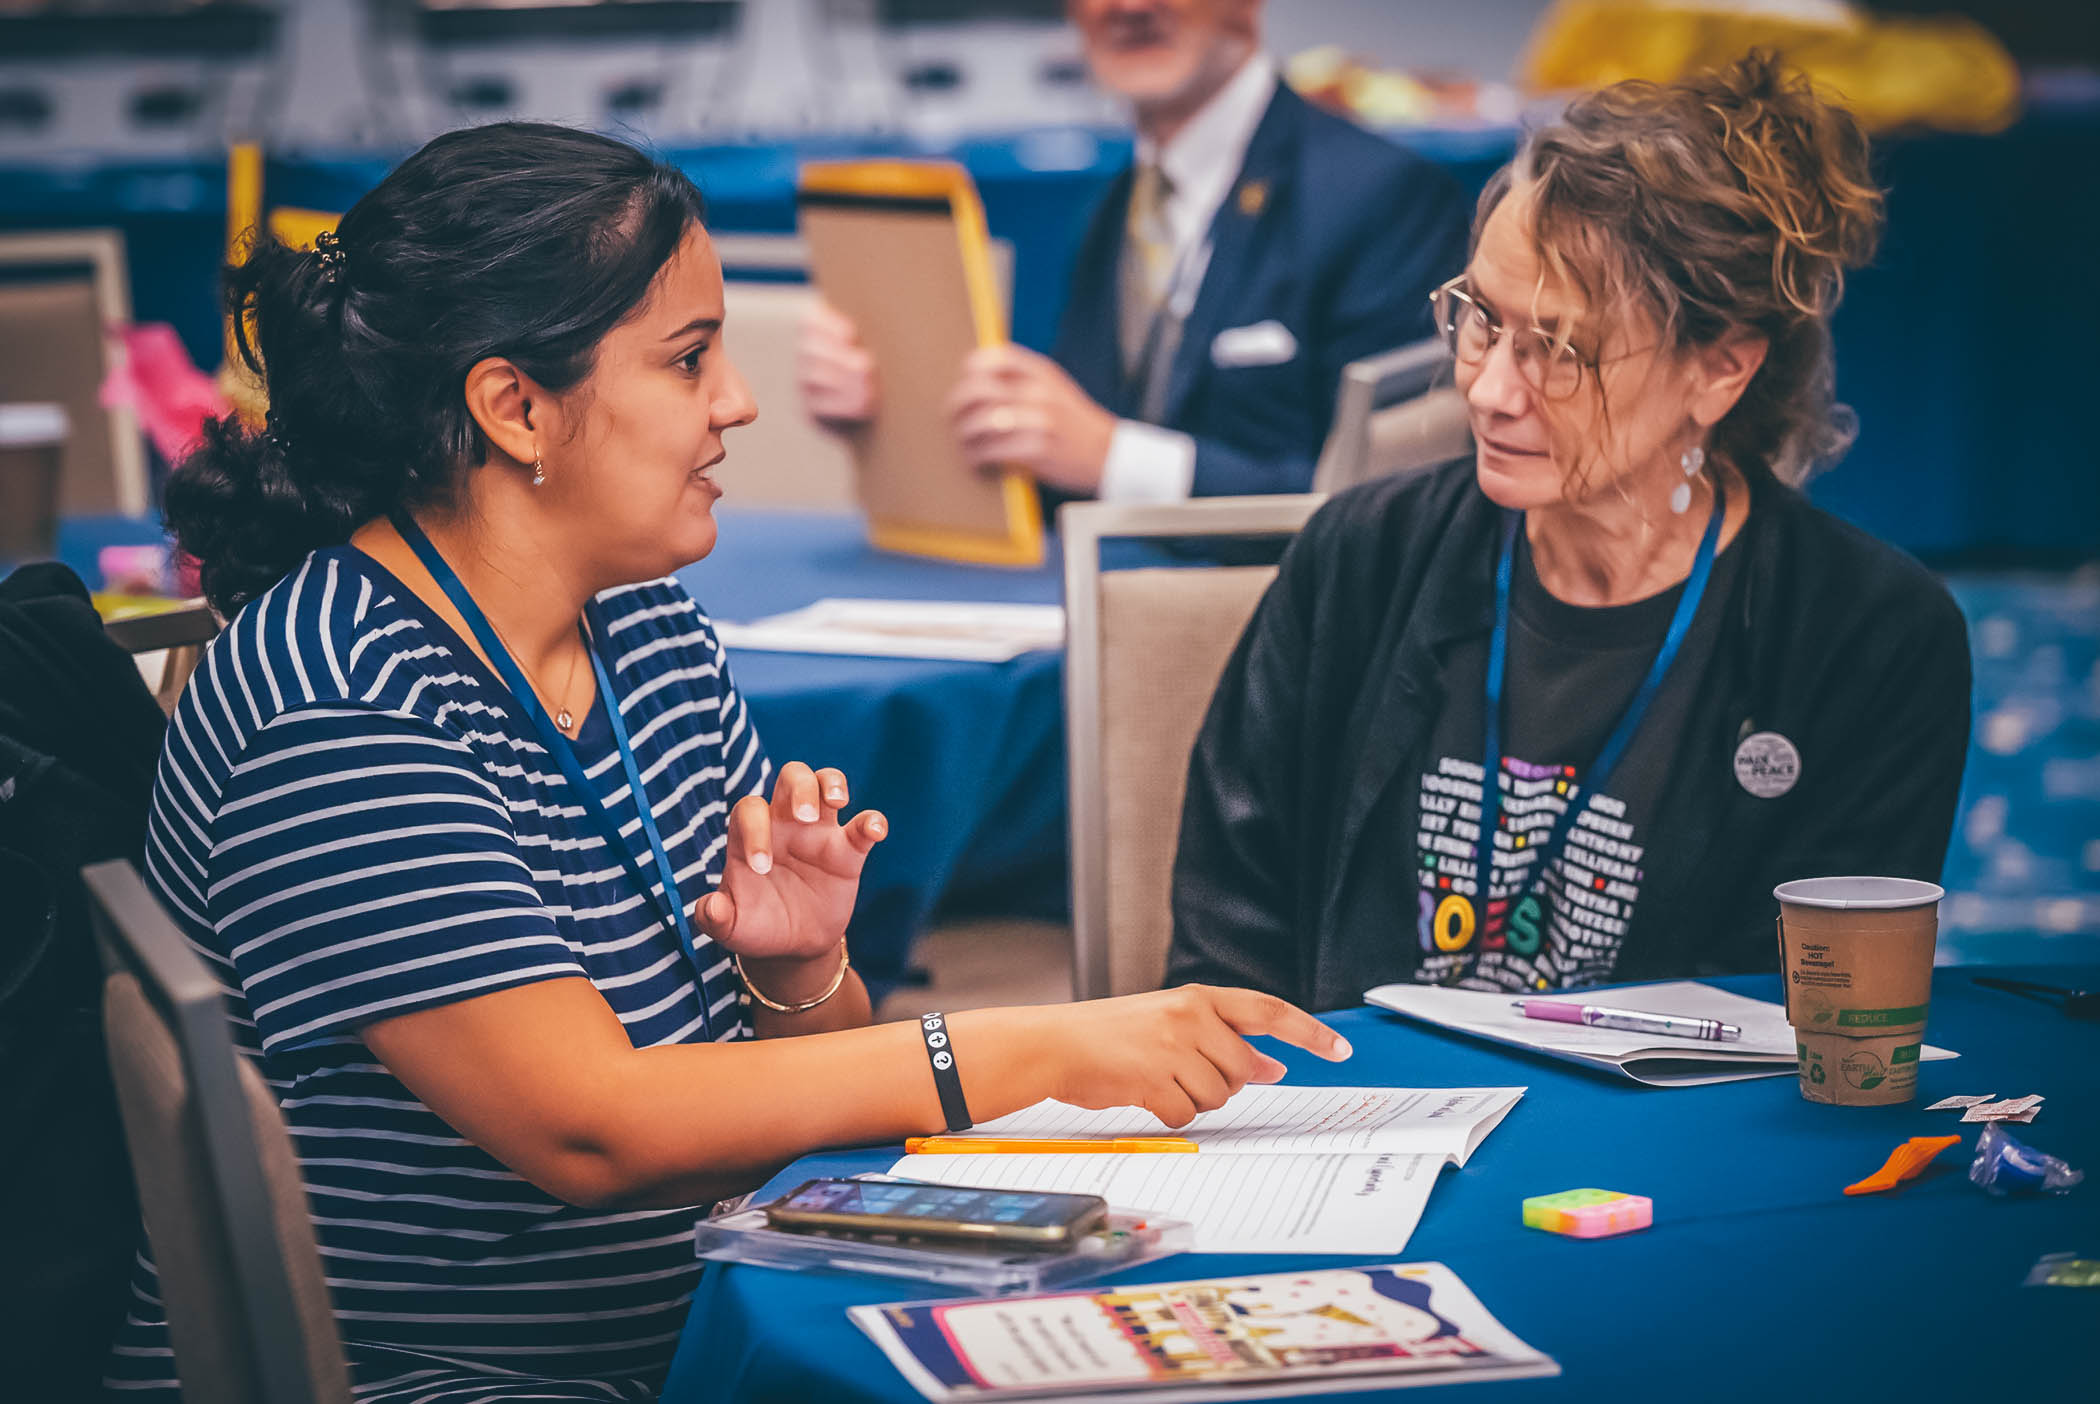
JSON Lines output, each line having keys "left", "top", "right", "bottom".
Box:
{"left": 1171, "top": 54, "right": 1974, "bottom": 1008}
{"left": 120, "top": 123, "right": 1347, "bottom": 1400}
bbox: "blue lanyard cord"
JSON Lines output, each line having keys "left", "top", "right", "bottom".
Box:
{"left": 1474, "top": 484, "right": 1727, "bottom": 933}
{"left": 584, "top": 606, "right": 715, "bottom": 984}
{"left": 389, "top": 515, "right": 718, "bottom": 1042}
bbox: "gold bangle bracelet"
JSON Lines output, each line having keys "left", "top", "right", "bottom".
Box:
{"left": 735, "top": 942, "right": 851, "bottom": 1014}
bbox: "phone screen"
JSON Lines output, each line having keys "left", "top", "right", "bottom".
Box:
{"left": 763, "top": 1178, "right": 1111, "bottom": 1246}
{"left": 776, "top": 1179, "right": 1097, "bottom": 1229}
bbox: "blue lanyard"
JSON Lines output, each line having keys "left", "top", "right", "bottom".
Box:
{"left": 390, "top": 515, "right": 719, "bottom": 1042}
{"left": 1475, "top": 485, "right": 1726, "bottom": 933}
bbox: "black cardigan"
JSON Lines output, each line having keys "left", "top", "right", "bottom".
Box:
{"left": 1167, "top": 460, "right": 1972, "bottom": 1012}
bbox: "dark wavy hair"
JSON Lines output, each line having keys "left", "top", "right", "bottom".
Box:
{"left": 168, "top": 122, "right": 707, "bottom": 615}
{"left": 1476, "top": 51, "right": 1884, "bottom": 489}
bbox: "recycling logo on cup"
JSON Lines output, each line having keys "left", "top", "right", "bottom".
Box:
{"left": 1840, "top": 1049, "right": 1887, "bottom": 1090}
{"left": 1734, "top": 731, "right": 1801, "bottom": 798}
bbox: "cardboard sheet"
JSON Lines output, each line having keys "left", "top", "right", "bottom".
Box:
{"left": 797, "top": 160, "right": 1043, "bottom": 566}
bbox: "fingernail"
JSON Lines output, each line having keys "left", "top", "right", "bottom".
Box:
{"left": 795, "top": 803, "right": 818, "bottom": 822}
{"left": 751, "top": 851, "right": 772, "bottom": 875}
{"left": 1330, "top": 1036, "right": 1353, "bottom": 1060}
{"left": 868, "top": 817, "right": 886, "bottom": 837}
{"left": 825, "top": 789, "right": 844, "bottom": 805}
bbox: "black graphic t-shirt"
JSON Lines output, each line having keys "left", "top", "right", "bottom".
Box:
{"left": 1406, "top": 529, "right": 1746, "bottom": 992}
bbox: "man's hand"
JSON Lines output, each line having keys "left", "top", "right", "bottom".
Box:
{"left": 796, "top": 299, "right": 879, "bottom": 429}
{"left": 948, "top": 344, "right": 1118, "bottom": 496}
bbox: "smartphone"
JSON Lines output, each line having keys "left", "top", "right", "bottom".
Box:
{"left": 762, "top": 1178, "right": 1109, "bottom": 1247}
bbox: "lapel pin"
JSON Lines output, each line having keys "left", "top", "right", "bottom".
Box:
{"left": 1237, "top": 180, "right": 1268, "bottom": 217}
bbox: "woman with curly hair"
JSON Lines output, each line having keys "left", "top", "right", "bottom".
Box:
{"left": 1170, "top": 53, "right": 1971, "bottom": 1008}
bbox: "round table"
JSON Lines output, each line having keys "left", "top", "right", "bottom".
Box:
{"left": 679, "top": 507, "right": 1066, "bottom": 989}
{"left": 662, "top": 965, "right": 2099, "bottom": 1401}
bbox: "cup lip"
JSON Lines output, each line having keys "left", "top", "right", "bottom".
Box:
{"left": 1773, "top": 875, "right": 1946, "bottom": 910}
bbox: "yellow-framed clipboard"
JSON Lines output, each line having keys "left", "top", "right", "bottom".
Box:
{"left": 796, "top": 160, "right": 1044, "bottom": 567}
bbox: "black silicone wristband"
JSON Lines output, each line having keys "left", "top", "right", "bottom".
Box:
{"left": 920, "top": 1012, "right": 972, "bottom": 1133}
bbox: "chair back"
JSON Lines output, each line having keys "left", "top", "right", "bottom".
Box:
{"left": 106, "top": 600, "right": 221, "bottom": 716}
{"left": 0, "top": 229, "right": 147, "bottom": 515}
{"left": 1062, "top": 496, "right": 1324, "bottom": 999}
{"left": 83, "top": 860, "right": 352, "bottom": 1404}
{"left": 1313, "top": 338, "right": 1471, "bottom": 494}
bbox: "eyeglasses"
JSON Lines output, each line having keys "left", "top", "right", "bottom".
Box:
{"left": 1430, "top": 277, "right": 1596, "bottom": 402}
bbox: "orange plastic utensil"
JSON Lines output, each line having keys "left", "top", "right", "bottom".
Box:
{"left": 1844, "top": 1134, "right": 1962, "bottom": 1196}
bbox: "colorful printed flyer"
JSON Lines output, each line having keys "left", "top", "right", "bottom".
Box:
{"left": 851, "top": 1262, "right": 1557, "bottom": 1401}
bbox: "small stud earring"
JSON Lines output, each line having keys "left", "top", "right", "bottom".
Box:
{"left": 531, "top": 454, "right": 545, "bottom": 487}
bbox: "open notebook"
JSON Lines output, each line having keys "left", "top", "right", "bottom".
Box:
{"left": 890, "top": 1086, "right": 1522, "bottom": 1255}
{"left": 1364, "top": 980, "right": 1957, "bottom": 1087}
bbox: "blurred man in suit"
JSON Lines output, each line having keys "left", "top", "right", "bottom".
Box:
{"left": 797, "top": 0, "right": 1468, "bottom": 501}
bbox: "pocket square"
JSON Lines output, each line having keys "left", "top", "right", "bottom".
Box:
{"left": 1211, "top": 319, "right": 1298, "bottom": 368}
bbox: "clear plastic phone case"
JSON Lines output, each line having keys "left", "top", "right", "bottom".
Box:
{"left": 694, "top": 1177, "right": 1192, "bottom": 1296}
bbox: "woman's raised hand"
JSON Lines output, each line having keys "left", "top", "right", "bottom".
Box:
{"left": 995, "top": 985, "right": 1353, "bottom": 1129}
{"left": 697, "top": 762, "right": 885, "bottom": 962}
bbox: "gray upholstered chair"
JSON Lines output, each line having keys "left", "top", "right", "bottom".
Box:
{"left": 83, "top": 859, "right": 352, "bottom": 1404}
{"left": 1312, "top": 337, "right": 1472, "bottom": 495}
{"left": 1060, "top": 496, "right": 1325, "bottom": 1000}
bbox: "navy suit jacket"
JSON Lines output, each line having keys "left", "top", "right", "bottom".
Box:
{"left": 1053, "top": 82, "right": 1470, "bottom": 497}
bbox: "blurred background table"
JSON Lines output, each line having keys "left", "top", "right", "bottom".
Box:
{"left": 679, "top": 507, "right": 1067, "bottom": 992}
{"left": 50, "top": 507, "right": 1069, "bottom": 993}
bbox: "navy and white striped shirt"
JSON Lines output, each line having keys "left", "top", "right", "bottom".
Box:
{"left": 109, "top": 546, "right": 770, "bottom": 1401}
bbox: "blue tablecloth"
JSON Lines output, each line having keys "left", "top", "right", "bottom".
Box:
{"left": 677, "top": 508, "right": 1066, "bottom": 989}
{"left": 663, "top": 965, "right": 2099, "bottom": 1402}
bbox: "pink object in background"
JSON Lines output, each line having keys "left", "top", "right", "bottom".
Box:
{"left": 96, "top": 323, "right": 217, "bottom": 596}
{"left": 99, "top": 323, "right": 228, "bottom": 464}
{"left": 99, "top": 544, "right": 173, "bottom": 595}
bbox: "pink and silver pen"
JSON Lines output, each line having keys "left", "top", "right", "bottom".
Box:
{"left": 1511, "top": 999, "right": 1741, "bottom": 1042}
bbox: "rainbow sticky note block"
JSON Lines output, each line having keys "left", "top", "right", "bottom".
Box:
{"left": 1522, "top": 1188, "right": 1652, "bottom": 1238}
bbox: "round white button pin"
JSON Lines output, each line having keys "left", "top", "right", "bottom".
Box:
{"left": 1734, "top": 731, "right": 1801, "bottom": 798}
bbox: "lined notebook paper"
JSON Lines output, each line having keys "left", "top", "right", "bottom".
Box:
{"left": 890, "top": 1086, "right": 1522, "bottom": 1254}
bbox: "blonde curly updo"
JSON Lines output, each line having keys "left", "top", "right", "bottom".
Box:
{"left": 1480, "top": 50, "right": 1886, "bottom": 485}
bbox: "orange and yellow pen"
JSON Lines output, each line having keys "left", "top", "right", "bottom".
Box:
{"left": 902, "top": 1136, "right": 1198, "bottom": 1155}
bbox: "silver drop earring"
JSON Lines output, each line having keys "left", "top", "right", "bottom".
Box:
{"left": 1671, "top": 444, "right": 1706, "bottom": 515}
{"left": 531, "top": 454, "right": 545, "bottom": 487}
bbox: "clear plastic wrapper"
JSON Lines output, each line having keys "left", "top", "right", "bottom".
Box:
{"left": 694, "top": 1177, "right": 1191, "bottom": 1296}
{"left": 1969, "top": 1122, "right": 2084, "bottom": 1196}
{"left": 2023, "top": 1252, "right": 2100, "bottom": 1288}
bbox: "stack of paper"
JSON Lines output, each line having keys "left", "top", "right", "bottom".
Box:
{"left": 713, "top": 598, "right": 1063, "bottom": 662}
{"left": 890, "top": 1085, "right": 1522, "bottom": 1255}
{"left": 1364, "top": 980, "right": 1958, "bottom": 1087}
{"left": 854, "top": 1260, "right": 1558, "bottom": 1401}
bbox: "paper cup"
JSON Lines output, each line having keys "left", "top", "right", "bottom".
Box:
{"left": 1774, "top": 876, "right": 1942, "bottom": 1107}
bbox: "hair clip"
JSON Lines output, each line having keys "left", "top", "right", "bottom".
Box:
{"left": 313, "top": 229, "right": 347, "bottom": 282}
